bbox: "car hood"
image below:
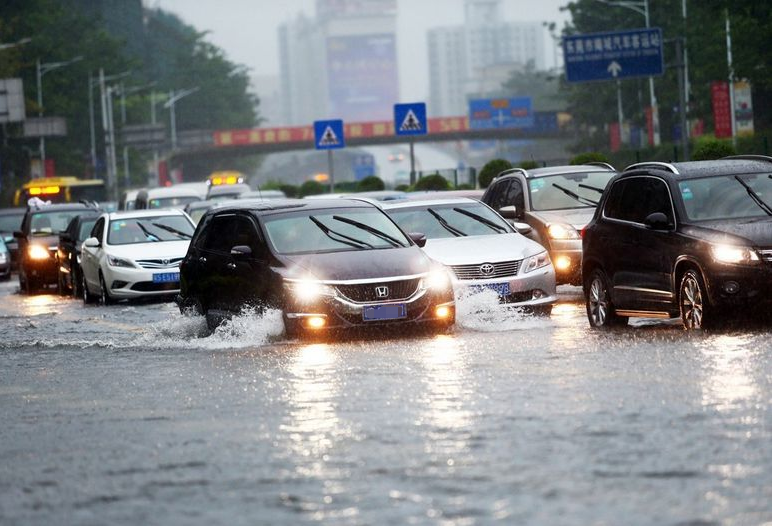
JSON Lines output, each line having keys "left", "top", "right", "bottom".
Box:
{"left": 281, "top": 246, "right": 431, "bottom": 281}
{"left": 423, "top": 234, "right": 545, "bottom": 265}
{"left": 529, "top": 208, "right": 595, "bottom": 230}
{"left": 105, "top": 240, "right": 191, "bottom": 260}
{"left": 683, "top": 217, "right": 772, "bottom": 247}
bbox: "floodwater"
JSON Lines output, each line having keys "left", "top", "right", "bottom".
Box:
{"left": 0, "top": 280, "right": 769, "bottom": 525}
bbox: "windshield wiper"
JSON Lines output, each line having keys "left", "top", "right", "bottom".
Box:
{"left": 451, "top": 207, "right": 508, "bottom": 233}
{"left": 734, "top": 176, "right": 772, "bottom": 216}
{"left": 150, "top": 222, "right": 192, "bottom": 239}
{"left": 578, "top": 183, "right": 604, "bottom": 194}
{"left": 552, "top": 183, "right": 599, "bottom": 207}
{"left": 309, "top": 216, "right": 372, "bottom": 249}
{"left": 332, "top": 215, "right": 405, "bottom": 247}
{"left": 426, "top": 208, "right": 466, "bottom": 237}
{"left": 136, "top": 222, "right": 160, "bottom": 242}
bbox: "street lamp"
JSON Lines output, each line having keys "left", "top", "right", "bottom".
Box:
{"left": 36, "top": 55, "right": 83, "bottom": 164}
{"left": 89, "top": 70, "right": 130, "bottom": 175}
{"left": 163, "top": 87, "right": 199, "bottom": 150}
{"left": 0, "top": 37, "right": 31, "bottom": 51}
{"left": 114, "top": 81, "right": 156, "bottom": 187}
{"left": 593, "top": 0, "right": 660, "bottom": 146}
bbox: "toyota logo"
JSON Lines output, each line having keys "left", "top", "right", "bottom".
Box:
{"left": 375, "top": 286, "right": 389, "bottom": 298}
{"left": 479, "top": 263, "right": 495, "bottom": 276}
{"left": 162, "top": 258, "right": 170, "bottom": 266}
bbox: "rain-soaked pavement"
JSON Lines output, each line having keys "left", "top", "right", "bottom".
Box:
{"left": 0, "top": 278, "right": 769, "bottom": 525}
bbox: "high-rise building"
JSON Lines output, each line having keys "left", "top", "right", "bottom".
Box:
{"left": 429, "top": 0, "right": 546, "bottom": 116}
{"left": 279, "top": 0, "right": 399, "bottom": 125}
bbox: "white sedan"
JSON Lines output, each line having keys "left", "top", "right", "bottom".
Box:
{"left": 382, "top": 198, "right": 557, "bottom": 314}
{"left": 80, "top": 209, "right": 195, "bottom": 304}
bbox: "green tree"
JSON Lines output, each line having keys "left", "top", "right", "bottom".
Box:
{"left": 569, "top": 152, "right": 611, "bottom": 165}
{"left": 478, "top": 159, "right": 512, "bottom": 188}
{"left": 691, "top": 138, "right": 736, "bottom": 160}
{"left": 356, "top": 176, "right": 385, "bottom": 192}
{"left": 300, "top": 180, "right": 326, "bottom": 197}
{"left": 414, "top": 173, "right": 450, "bottom": 191}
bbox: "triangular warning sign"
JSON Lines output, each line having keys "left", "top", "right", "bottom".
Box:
{"left": 319, "top": 126, "right": 340, "bottom": 146}
{"left": 399, "top": 109, "right": 423, "bottom": 131}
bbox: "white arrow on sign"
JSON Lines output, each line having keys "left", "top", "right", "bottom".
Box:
{"left": 607, "top": 61, "right": 622, "bottom": 77}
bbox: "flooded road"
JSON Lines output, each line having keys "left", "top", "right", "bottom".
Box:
{"left": 0, "top": 279, "right": 769, "bottom": 525}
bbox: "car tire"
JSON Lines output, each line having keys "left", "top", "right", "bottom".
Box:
{"left": 99, "top": 272, "right": 115, "bottom": 306}
{"left": 82, "top": 272, "right": 96, "bottom": 304}
{"left": 585, "top": 268, "right": 628, "bottom": 329}
{"left": 679, "top": 269, "right": 712, "bottom": 330}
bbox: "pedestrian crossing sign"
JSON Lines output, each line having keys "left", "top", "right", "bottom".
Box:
{"left": 313, "top": 119, "right": 345, "bottom": 150}
{"left": 394, "top": 102, "right": 427, "bottom": 136}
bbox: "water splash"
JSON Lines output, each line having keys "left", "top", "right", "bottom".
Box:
{"left": 455, "top": 288, "right": 553, "bottom": 332}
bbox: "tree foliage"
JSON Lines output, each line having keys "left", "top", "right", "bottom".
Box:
{"left": 478, "top": 159, "right": 513, "bottom": 188}
{"left": 299, "top": 180, "right": 326, "bottom": 197}
{"left": 691, "top": 138, "right": 736, "bottom": 160}
{"left": 414, "top": 173, "right": 450, "bottom": 191}
{"left": 356, "top": 176, "right": 385, "bottom": 192}
{"left": 569, "top": 152, "right": 611, "bottom": 165}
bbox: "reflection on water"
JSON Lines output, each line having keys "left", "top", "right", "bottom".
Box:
{"left": 21, "top": 293, "right": 60, "bottom": 317}
{"left": 700, "top": 334, "right": 761, "bottom": 412}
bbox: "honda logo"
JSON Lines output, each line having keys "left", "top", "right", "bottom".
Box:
{"left": 479, "top": 263, "right": 495, "bottom": 275}
{"left": 375, "top": 286, "right": 389, "bottom": 298}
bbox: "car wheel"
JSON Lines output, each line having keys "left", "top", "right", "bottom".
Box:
{"left": 82, "top": 272, "right": 96, "bottom": 304}
{"left": 585, "top": 268, "right": 627, "bottom": 329}
{"left": 680, "top": 269, "right": 711, "bottom": 330}
{"left": 99, "top": 273, "right": 115, "bottom": 305}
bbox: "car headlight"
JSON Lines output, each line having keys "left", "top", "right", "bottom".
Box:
{"left": 711, "top": 244, "right": 760, "bottom": 265}
{"left": 28, "top": 245, "right": 50, "bottom": 260}
{"left": 547, "top": 223, "right": 580, "bottom": 240}
{"left": 285, "top": 279, "right": 336, "bottom": 303}
{"left": 420, "top": 268, "right": 452, "bottom": 291}
{"left": 107, "top": 254, "right": 136, "bottom": 268}
{"left": 522, "top": 251, "right": 551, "bottom": 273}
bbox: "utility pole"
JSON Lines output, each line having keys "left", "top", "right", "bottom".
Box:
{"left": 36, "top": 55, "right": 83, "bottom": 167}
{"left": 725, "top": 9, "right": 737, "bottom": 146}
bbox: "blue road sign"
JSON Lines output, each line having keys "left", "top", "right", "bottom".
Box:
{"left": 468, "top": 97, "right": 534, "bottom": 129}
{"left": 313, "top": 119, "right": 345, "bottom": 150}
{"left": 563, "top": 27, "right": 664, "bottom": 83}
{"left": 394, "top": 102, "right": 427, "bottom": 136}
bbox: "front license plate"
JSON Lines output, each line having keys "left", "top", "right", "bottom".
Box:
{"left": 153, "top": 272, "right": 180, "bottom": 283}
{"left": 471, "top": 282, "right": 510, "bottom": 296}
{"left": 362, "top": 303, "right": 407, "bottom": 321}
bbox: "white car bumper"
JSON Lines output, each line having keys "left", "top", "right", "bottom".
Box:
{"left": 103, "top": 264, "right": 181, "bottom": 299}
{"left": 452, "top": 265, "right": 557, "bottom": 307}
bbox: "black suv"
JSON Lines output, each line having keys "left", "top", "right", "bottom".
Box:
{"left": 15, "top": 202, "right": 97, "bottom": 294}
{"left": 582, "top": 156, "right": 771, "bottom": 330}
{"left": 482, "top": 163, "right": 617, "bottom": 284}
{"left": 178, "top": 199, "right": 455, "bottom": 337}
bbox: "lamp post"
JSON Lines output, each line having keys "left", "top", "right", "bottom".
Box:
{"left": 163, "top": 87, "right": 199, "bottom": 151}
{"left": 36, "top": 55, "right": 83, "bottom": 165}
{"left": 593, "top": 0, "right": 660, "bottom": 146}
{"left": 0, "top": 37, "right": 31, "bottom": 51}
{"left": 114, "top": 82, "right": 156, "bottom": 188}
{"left": 89, "top": 70, "right": 130, "bottom": 176}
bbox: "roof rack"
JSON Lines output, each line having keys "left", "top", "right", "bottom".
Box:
{"left": 493, "top": 167, "right": 529, "bottom": 181}
{"left": 584, "top": 162, "right": 615, "bottom": 171}
{"left": 721, "top": 155, "right": 772, "bottom": 162}
{"left": 623, "top": 161, "right": 679, "bottom": 174}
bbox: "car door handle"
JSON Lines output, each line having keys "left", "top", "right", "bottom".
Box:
{"left": 226, "top": 262, "right": 237, "bottom": 270}
{"left": 198, "top": 256, "right": 207, "bottom": 264}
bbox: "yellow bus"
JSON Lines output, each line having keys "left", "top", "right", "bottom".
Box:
{"left": 14, "top": 177, "right": 107, "bottom": 206}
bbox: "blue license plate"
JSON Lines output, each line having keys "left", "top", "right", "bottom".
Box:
{"left": 362, "top": 303, "right": 407, "bottom": 321}
{"left": 153, "top": 272, "right": 180, "bottom": 283}
{"left": 470, "top": 282, "right": 510, "bottom": 296}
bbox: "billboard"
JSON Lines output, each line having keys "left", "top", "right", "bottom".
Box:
{"left": 326, "top": 34, "right": 398, "bottom": 122}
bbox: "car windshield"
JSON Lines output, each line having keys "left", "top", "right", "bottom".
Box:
{"left": 388, "top": 203, "right": 511, "bottom": 239}
{"left": 678, "top": 172, "right": 772, "bottom": 221}
{"left": 528, "top": 171, "right": 615, "bottom": 211}
{"left": 0, "top": 212, "right": 24, "bottom": 233}
{"left": 30, "top": 210, "right": 87, "bottom": 236}
{"left": 107, "top": 215, "right": 194, "bottom": 245}
{"left": 263, "top": 208, "right": 409, "bottom": 254}
{"left": 148, "top": 196, "right": 200, "bottom": 209}
{"left": 78, "top": 219, "right": 98, "bottom": 242}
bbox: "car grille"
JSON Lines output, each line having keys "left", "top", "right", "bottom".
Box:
{"left": 759, "top": 249, "right": 772, "bottom": 263}
{"left": 450, "top": 260, "right": 522, "bottom": 280}
{"left": 335, "top": 278, "right": 420, "bottom": 303}
{"left": 135, "top": 257, "right": 183, "bottom": 269}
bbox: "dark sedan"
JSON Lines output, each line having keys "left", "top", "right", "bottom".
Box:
{"left": 178, "top": 199, "right": 456, "bottom": 337}
{"left": 582, "top": 156, "right": 771, "bottom": 330}
{"left": 56, "top": 211, "right": 101, "bottom": 296}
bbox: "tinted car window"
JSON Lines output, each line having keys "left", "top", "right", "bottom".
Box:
{"left": 0, "top": 213, "right": 24, "bottom": 232}
{"left": 202, "top": 214, "right": 262, "bottom": 255}
{"left": 263, "top": 208, "right": 409, "bottom": 255}
{"left": 389, "top": 203, "right": 510, "bottom": 239}
{"left": 528, "top": 171, "right": 614, "bottom": 211}
{"left": 91, "top": 217, "right": 105, "bottom": 240}
{"left": 78, "top": 219, "right": 98, "bottom": 242}
{"left": 149, "top": 196, "right": 200, "bottom": 209}
{"left": 604, "top": 176, "right": 673, "bottom": 224}
{"left": 107, "top": 216, "right": 193, "bottom": 245}
{"left": 678, "top": 172, "right": 771, "bottom": 221}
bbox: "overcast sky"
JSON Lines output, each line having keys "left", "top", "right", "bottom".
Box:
{"left": 145, "top": 0, "right": 570, "bottom": 101}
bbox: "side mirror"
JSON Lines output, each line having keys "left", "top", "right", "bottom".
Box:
{"left": 83, "top": 237, "right": 100, "bottom": 248}
{"left": 498, "top": 205, "right": 518, "bottom": 219}
{"left": 13, "top": 230, "right": 24, "bottom": 240}
{"left": 644, "top": 212, "right": 670, "bottom": 230}
{"left": 511, "top": 222, "right": 533, "bottom": 236}
{"left": 230, "top": 245, "right": 253, "bottom": 259}
{"left": 59, "top": 231, "right": 71, "bottom": 243}
{"left": 408, "top": 232, "right": 427, "bottom": 248}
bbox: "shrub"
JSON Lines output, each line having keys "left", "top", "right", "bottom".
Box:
{"left": 356, "top": 176, "right": 385, "bottom": 192}
{"left": 299, "top": 180, "right": 326, "bottom": 197}
{"left": 279, "top": 184, "right": 298, "bottom": 198}
{"left": 518, "top": 160, "right": 540, "bottom": 170}
{"left": 569, "top": 152, "right": 611, "bottom": 165}
{"left": 478, "top": 158, "right": 513, "bottom": 188}
{"left": 456, "top": 183, "right": 474, "bottom": 190}
{"left": 691, "top": 137, "right": 736, "bottom": 160}
{"left": 414, "top": 173, "right": 450, "bottom": 191}
{"left": 394, "top": 184, "right": 410, "bottom": 192}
